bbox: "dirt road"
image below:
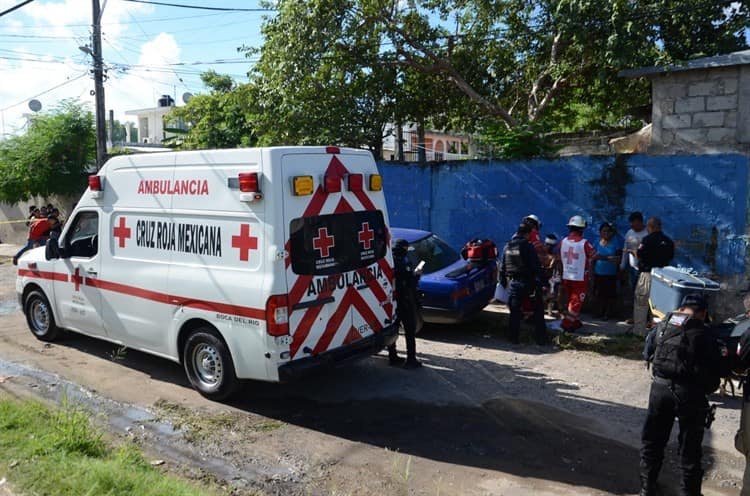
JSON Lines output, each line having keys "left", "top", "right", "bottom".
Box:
{"left": 0, "top": 253, "right": 744, "bottom": 495}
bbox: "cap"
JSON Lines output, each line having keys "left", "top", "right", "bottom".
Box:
{"left": 391, "top": 238, "right": 409, "bottom": 254}
{"left": 680, "top": 293, "right": 708, "bottom": 311}
{"left": 544, "top": 234, "right": 558, "bottom": 245}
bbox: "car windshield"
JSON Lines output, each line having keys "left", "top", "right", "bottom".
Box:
{"left": 408, "top": 234, "right": 460, "bottom": 274}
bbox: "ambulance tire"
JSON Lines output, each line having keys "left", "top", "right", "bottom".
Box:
{"left": 24, "top": 290, "right": 61, "bottom": 342}
{"left": 183, "top": 328, "right": 240, "bottom": 401}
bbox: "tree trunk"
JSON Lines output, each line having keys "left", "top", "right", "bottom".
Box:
{"left": 417, "top": 121, "right": 426, "bottom": 164}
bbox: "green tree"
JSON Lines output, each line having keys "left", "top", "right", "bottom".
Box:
{"left": 0, "top": 100, "right": 95, "bottom": 203}
{"left": 167, "top": 71, "right": 258, "bottom": 150}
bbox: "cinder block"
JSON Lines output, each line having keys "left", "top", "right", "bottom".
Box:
{"left": 673, "top": 128, "right": 708, "bottom": 143}
{"left": 706, "top": 95, "right": 737, "bottom": 111}
{"left": 675, "top": 96, "right": 705, "bottom": 113}
{"left": 725, "top": 111, "right": 738, "bottom": 128}
{"left": 663, "top": 114, "right": 691, "bottom": 129}
{"left": 692, "top": 111, "right": 725, "bottom": 127}
{"left": 724, "top": 78, "right": 738, "bottom": 94}
{"left": 654, "top": 82, "right": 688, "bottom": 99}
{"left": 660, "top": 129, "right": 675, "bottom": 146}
{"left": 706, "top": 127, "right": 736, "bottom": 143}
{"left": 689, "top": 81, "right": 723, "bottom": 97}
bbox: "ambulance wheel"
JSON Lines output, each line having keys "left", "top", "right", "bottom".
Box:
{"left": 24, "top": 290, "right": 60, "bottom": 342}
{"left": 183, "top": 328, "right": 240, "bottom": 401}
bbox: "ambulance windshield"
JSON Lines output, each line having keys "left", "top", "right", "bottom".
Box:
{"left": 289, "top": 211, "right": 387, "bottom": 275}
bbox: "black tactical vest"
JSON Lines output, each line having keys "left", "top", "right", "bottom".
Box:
{"left": 652, "top": 313, "right": 693, "bottom": 380}
{"left": 504, "top": 238, "right": 527, "bottom": 277}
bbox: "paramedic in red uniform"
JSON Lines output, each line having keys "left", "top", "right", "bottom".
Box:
{"left": 13, "top": 215, "right": 57, "bottom": 265}
{"left": 388, "top": 238, "right": 422, "bottom": 368}
{"left": 559, "top": 215, "right": 597, "bottom": 332}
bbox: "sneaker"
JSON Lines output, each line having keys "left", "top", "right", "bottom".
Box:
{"left": 403, "top": 359, "right": 422, "bottom": 369}
{"left": 389, "top": 356, "right": 405, "bottom": 366}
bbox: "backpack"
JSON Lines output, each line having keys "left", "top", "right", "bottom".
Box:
{"left": 652, "top": 313, "right": 693, "bottom": 380}
{"left": 461, "top": 238, "right": 498, "bottom": 264}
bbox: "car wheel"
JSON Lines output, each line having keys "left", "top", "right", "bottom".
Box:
{"left": 24, "top": 290, "right": 60, "bottom": 342}
{"left": 183, "top": 328, "right": 240, "bottom": 401}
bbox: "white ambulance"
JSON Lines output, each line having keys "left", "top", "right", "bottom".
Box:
{"left": 16, "top": 146, "right": 398, "bottom": 400}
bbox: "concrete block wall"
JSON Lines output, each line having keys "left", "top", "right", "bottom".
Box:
{"left": 380, "top": 154, "right": 749, "bottom": 315}
{"left": 651, "top": 66, "right": 750, "bottom": 152}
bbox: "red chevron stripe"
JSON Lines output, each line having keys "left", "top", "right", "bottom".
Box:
{"left": 312, "top": 287, "right": 355, "bottom": 355}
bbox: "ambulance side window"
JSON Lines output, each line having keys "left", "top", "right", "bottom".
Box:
{"left": 64, "top": 211, "right": 99, "bottom": 258}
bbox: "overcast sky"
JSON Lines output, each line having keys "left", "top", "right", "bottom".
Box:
{"left": 0, "top": 0, "right": 268, "bottom": 136}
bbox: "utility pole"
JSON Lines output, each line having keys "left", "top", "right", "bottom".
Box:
{"left": 92, "top": 0, "right": 107, "bottom": 170}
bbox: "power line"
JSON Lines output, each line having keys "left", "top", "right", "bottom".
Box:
{"left": 0, "top": 0, "right": 34, "bottom": 18}
{"left": 1, "top": 72, "right": 88, "bottom": 112}
{"left": 121, "top": 0, "right": 274, "bottom": 12}
{"left": 0, "top": 11, "right": 231, "bottom": 30}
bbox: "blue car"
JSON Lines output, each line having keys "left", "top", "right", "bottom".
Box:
{"left": 390, "top": 228, "right": 497, "bottom": 324}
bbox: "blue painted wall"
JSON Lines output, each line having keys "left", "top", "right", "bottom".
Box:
{"left": 379, "top": 154, "right": 748, "bottom": 276}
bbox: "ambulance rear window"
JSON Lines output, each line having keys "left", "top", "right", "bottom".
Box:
{"left": 290, "top": 211, "right": 387, "bottom": 275}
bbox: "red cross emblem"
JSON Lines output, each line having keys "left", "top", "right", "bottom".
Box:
{"left": 358, "top": 222, "right": 374, "bottom": 250}
{"left": 70, "top": 267, "right": 83, "bottom": 292}
{"left": 563, "top": 245, "right": 580, "bottom": 265}
{"left": 232, "top": 224, "right": 259, "bottom": 262}
{"left": 113, "top": 217, "right": 131, "bottom": 248}
{"left": 313, "top": 227, "right": 335, "bottom": 258}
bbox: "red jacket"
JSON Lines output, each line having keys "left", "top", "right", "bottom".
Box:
{"left": 28, "top": 219, "right": 48, "bottom": 241}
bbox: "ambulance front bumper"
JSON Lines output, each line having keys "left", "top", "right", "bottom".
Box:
{"left": 277, "top": 323, "right": 399, "bottom": 382}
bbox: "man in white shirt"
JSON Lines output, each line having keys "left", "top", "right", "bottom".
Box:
{"left": 620, "top": 212, "right": 648, "bottom": 320}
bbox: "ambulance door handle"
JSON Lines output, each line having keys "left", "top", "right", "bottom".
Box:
{"left": 86, "top": 269, "right": 98, "bottom": 276}
{"left": 292, "top": 296, "right": 335, "bottom": 310}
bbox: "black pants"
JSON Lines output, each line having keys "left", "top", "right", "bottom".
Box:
{"left": 640, "top": 380, "right": 707, "bottom": 496}
{"left": 507, "top": 279, "right": 546, "bottom": 344}
{"left": 389, "top": 301, "right": 418, "bottom": 361}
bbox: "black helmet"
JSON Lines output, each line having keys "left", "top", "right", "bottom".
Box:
{"left": 680, "top": 293, "right": 708, "bottom": 311}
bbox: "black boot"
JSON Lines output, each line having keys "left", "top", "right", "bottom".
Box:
{"left": 388, "top": 345, "right": 404, "bottom": 366}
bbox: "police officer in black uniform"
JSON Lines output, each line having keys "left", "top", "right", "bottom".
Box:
{"left": 640, "top": 293, "right": 721, "bottom": 496}
{"left": 387, "top": 238, "right": 422, "bottom": 369}
{"left": 499, "top": 223, "right": 547, "bottom": 345}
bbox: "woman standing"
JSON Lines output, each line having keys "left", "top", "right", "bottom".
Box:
{"left": 593, "top": 222, "right": 623, "bottom": 320}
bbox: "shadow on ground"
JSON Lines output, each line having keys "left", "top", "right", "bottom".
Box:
{"left": 48, "top": 329, "right": 737, "bottom": 496}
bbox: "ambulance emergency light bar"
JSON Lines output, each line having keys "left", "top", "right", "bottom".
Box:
{"left": 291, "top": 173, "right": 383, "bottom": 196}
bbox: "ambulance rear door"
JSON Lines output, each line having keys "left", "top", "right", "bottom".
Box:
{"left": 282, "top": 150, "right": 394, "bottom": 362}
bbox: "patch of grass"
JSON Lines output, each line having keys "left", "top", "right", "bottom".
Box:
{"left": 153, "top": 399, "right": 283, "bottom": 443}
{"left": 0, "top": 395, "right": 219, "bottom": 496}
{"left": 556, "top": 332, "right": 644, "bottom": 360}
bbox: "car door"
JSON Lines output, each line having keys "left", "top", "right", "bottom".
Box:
{"left": 53, "top": 210, "right": 105, "bottom": 337}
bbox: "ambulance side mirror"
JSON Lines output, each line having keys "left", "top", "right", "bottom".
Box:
{"left": 45, "top": 232, "right": 67, "bottom": 260}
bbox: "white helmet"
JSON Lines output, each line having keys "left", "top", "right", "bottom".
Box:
{"left": 567, "top": 215, "right": 587, "bottom": 228}
{"left": 523, "top": 214, "right": 541, "bottom": 229}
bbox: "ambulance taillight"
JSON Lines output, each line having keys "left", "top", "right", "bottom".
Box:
{"left": 324, "top": 175, "right": 342, "bottom": 193}
{"left": 266, "top": 295, "right": 289, "bottom": 336}
{"left": 348, "top": 174, "right": 363, "bottom": 192}
{"left": 88, "top": 175, "right": 103, "bottom": 198}
{"left": 369, "top": 174, "right": 382, "bottom": 191}
{"left": 238, "top": 172, "right": 263, "bottom": 202}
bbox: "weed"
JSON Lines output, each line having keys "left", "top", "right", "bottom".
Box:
{"left": 153, "top": 399, "right": 284, "bottom": 443}
{"left": 109, "top": 346, "right": 128, "bottom": 362}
